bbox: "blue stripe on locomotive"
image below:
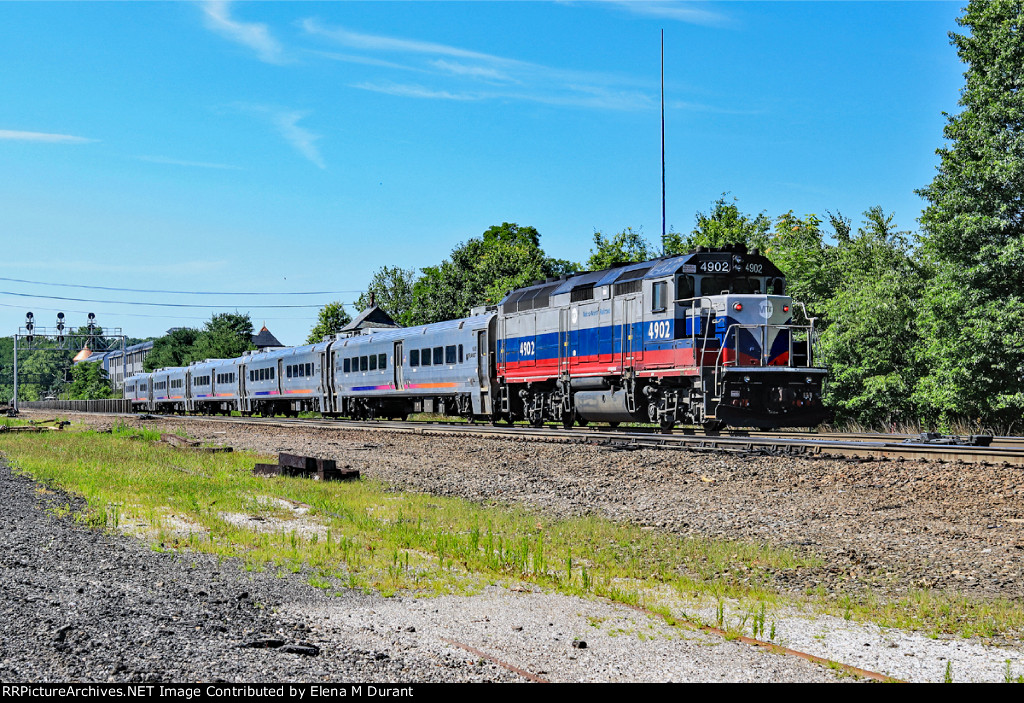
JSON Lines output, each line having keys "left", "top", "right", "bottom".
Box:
{"left": 500, "top": 315, "right": 792, "bottom": 364}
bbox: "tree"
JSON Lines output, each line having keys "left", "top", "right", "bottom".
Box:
{"left": 354, "top": 266, "right": 418, "bottom": 327}
{"left": 306, "top": 302, "right": 352, "bottom": 344}
{"left": 817, "top": 208, "right": 925, "bottom": 426}
{"left": 191, "top": 313, "right": 255, "bottom": 361}
{"left": 665, "top": 195, "right": 772, "bottom": 254}
{"left": 761, "top": 211, "right": 839, "bottom": 318}
{"left": 66, "top": 362, "right": 117, "bottom": 400}
{"left": 915, "top": 0, "right": 1024, "bottom": 427}
{"left": 410, "top": 223, "right": 577, "bottom": 324}
{"left": 144, "top": 328, "right": 201, "bottom": 372}
{"left": 586, "top": 227, "right": 655, "bottom": 269}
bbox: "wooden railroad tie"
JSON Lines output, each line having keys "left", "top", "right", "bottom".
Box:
{"left": 252, "top": 452, "right": 359, "bottom": 482}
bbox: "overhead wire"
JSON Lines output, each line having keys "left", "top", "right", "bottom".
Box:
{"left": 0, "top": 276, "right": 361, "bottom": 296}
{"left": 0, "top": 290, "right": 336, "bottom": 309}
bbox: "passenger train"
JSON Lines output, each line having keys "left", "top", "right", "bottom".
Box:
{"left": 124, "top": 245, "right": 828, "bottom": 430}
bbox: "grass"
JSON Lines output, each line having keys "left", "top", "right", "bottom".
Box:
{"left": 2, "top": 421, "right": 1023, "bottom": 642}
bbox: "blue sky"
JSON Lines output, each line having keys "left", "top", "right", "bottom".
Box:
{"left": 1, "top": 1, "right": 965, "bottom": 347}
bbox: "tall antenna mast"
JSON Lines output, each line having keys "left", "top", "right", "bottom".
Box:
{"left": 661, "top": 28, "right": 666, "bottom": 255}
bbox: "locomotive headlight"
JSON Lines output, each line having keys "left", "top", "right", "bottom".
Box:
{"left": 743, "top": 375, "right": 751, "bottom": 383}
{"left": 733, "top": 302, "right": 743, "bottom": 312}
{"left": 805, "top": 376, "right": 813, "bottom": 384}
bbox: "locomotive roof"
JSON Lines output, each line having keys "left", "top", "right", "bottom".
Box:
{"left": 498, "top": 246, "right": 784, "bottom": 305}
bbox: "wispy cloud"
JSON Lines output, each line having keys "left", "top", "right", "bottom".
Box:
{"left": 352, "top": 82, "right": 482, "bottom": 102}
{"left": 271, "top": 110, "right": 326, "bottom": 169}
{"left": 607, "top": 1, "right": 732, "bottom": 27}
{"left": 135, "top": 155, "right": 243, "bottom": 170}
{"left": 201, "top": 0, "right": 287, "bottom": 65}
{"left": 303, "top": 19, "right": 657, "bottom": 111}
{"left": 430, "top": 60, "right": 517, "bottom": 83}
{"left": 0, "top": 129, "right": 96, "bottom": 144}
{"left": 228, "top": 104, "right": 326, "bottom": 169}
{"left": 302, "top": 19, "right": 510, "bottom": 64}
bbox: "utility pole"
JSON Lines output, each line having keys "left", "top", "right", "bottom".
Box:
{"left": 661, "top": 28, "right": 667, "bottom": 256}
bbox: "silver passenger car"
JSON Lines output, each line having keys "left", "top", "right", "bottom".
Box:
{"left": 330, "top": 314, "right": 497, "bottom": 419}
{"left": 188, "top": 358, "right": 244, "bottom": 415}
{"left": 124, "top": 372, "right": 154, "bottom": 412}
{"left": 151, "top": 366, "right": 188, "bottom": 414}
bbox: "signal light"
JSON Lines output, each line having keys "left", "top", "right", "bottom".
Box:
{"left": 783, "top": 305, "right": 790, "bottom": 313}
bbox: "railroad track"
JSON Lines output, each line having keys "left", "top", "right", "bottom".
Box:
{"left": 44, "top": 409, "right": 1024, "bottom": 466}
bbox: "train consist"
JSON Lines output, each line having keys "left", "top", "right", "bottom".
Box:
{"left": 124, "top": 245, "right": 828, "bottom": 430}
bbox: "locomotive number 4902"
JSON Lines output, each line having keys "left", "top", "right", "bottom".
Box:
{"left": 648, "top": 320, "right": 672, "bottom": 340}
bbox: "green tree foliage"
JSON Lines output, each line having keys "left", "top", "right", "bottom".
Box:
{"left": 192, "top": 313, "right": 255, "bottom": 361}
{"left": 354, "top": 266, "right": 418, "bottom": 327}
{"left": 586, "top": 227, "right": 655, "bottom": 270}
{"left": 666, "top": 195, "right": 772, "bottom": 253}
{"left": 143, "top": 313, "right": 255, "bottom": 371}
{"left": 410, "top": 223, "right": 578, "bottom": 324}
{"left": 13, "top": 341, "right": 71, "bottom": 401}
{"left": 761, "top": 212, "right": 840, "bottom": 317}
{"left": 144, "top": 328, "right": 200, "bottom": 372}
{"left": 306, "top": 302, "right": 352, "bottom": 344}
{"left": 66, "top": 361, "right": 117, "bottom": 400}
{"left": 817, "top": 208, "right": 925, "bottom": 426}
{"left": 915, "top": 0, "right": 1024, "bottom": 427}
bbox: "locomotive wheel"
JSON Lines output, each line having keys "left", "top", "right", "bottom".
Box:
{"left": 561, "top": 413, "right": 574, "bottom": 430}
{"left": 577, "top": 417, "right": 589, "bottom": 427}
{"left": 608, "top": 421, "right": 620, "bottom": 428}
{"left": 702, "top": 420, "right": 724, "bottom": 433}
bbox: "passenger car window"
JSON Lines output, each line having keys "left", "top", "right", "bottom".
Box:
{"left": 445, "top": 345, "right": 456, "bottom": 364}
{"left": 378, "top": 354, "right": 386, "bottom": 370}
{"left": 410, "top": 350, "right": 419, "bottom": 367}
{"left": 421, "top": 348, "right": 431, "bottom": 366}
{"left": 369, "top": 355, "right": 377, "bottom": 371}
{"left": 433, "top": 347, "right": 443, "bottom": 365}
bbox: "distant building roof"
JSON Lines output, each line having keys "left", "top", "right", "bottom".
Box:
{"left": 340, "top": 306, "right": 400, "bottom": 334}
{"left": 252, "top": 325, "right": 284, "bottom": 350}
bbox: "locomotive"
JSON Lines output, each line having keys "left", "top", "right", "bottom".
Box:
{"left": 125, "top": 245, "right": 828, "bottom": 430}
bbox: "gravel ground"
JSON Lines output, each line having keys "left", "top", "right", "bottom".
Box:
{"left": 5, "top": 410, "right": 1024, "bottom": 683}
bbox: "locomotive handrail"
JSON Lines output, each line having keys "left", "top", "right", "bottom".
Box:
{"left": 675, "top": 296, "right": 718, "bottom": 367}
{"left": 710, "top": 321, "right": 819, "bottom": 400}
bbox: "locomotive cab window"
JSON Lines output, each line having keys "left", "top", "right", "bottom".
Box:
{"left": 651, "top": 281, "right": 667, "bottom": 312}
{"left": 732, "top": 278, "right": 762, "bottom": 294}
{"left": 676, "top": 275, "right": 695, "bottom": 301}
{"left": 768, "top": 277, "right": 785, "bottom": 295}
{"left": 700, "top": 277, "right": 732, "bottom": 296}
